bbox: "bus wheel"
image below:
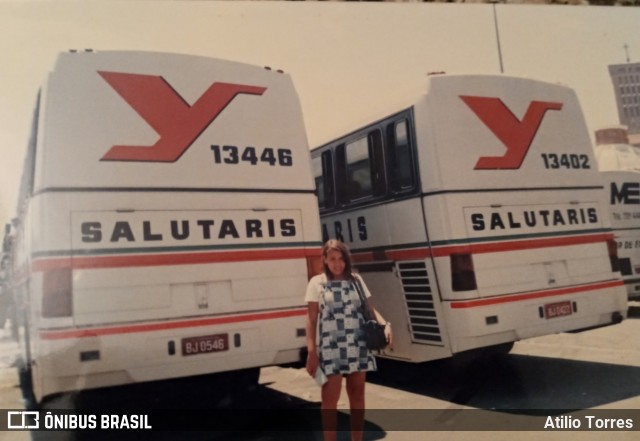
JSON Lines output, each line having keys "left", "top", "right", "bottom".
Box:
{"left": 212, "top": 367, "right": 260, "bottom": 392}
{"left": 235, "top": 367, "right": 260, "bottom": 389}
{"left": 484, "top": 341, "right": 515, "bottom": 356}
{"left": 16, "top": 358, "right": 37, "bottom": 410}
{"left": 450, "top": 342, "right": 514, "bottom": 370}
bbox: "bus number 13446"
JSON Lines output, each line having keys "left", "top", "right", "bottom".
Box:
{"left": 210, "top": 145, "right": 293, "bottom": 167}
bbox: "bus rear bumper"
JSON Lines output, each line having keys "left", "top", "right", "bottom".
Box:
{"left": 446, "top": 282, "right": 628, "bottom": 354}
{"left": 567, "top": 310, "right": 625, "bottom": 333}
{"left": 31, "top": 312, "right": 306, "bottom": 403}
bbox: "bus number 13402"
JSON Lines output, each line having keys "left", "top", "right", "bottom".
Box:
{"left": 541, "top": 153, "right": 591, "bottom": 170}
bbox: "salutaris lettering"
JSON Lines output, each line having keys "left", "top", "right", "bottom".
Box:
{"left": 81, "top": 218, "right": 297, "bottom": 243}
{"left": 471, "top": 208, "right": 598, "bottom": 231}
{"left": 322, "top": 217, "right": 368, "bottom": 243}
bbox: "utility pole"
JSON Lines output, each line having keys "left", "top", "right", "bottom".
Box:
{"left": 623, "top": 43, "right": 630, "bottom": 63}
{"left": 493, "top": 3, "right": 504, "bottom": 74}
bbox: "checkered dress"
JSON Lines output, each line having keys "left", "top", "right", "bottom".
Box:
{"left": 317, "top": 278, "right": 377, "bottom": 376}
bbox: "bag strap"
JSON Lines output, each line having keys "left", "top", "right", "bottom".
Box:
{"left": 318, "top": 273, "right": 328, "bottom": 307}
{"left": 352, "top": 275, "right": 375, "bottom": 322}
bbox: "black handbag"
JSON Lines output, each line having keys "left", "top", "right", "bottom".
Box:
{"left": 353, "top": 276, "right": 388, "bottom": 351}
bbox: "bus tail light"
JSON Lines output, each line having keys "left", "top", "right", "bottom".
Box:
{"left": 42, "top": 268, "right": 72, "bottom": 317}
{"left": 451, "top": 253, "right": 477, "bottom": 291}
{"left": 607, "top": 239, "right": 621, "bottom": 273}
{"left": 306, "top": 254, "right": 324, "bottom": 280}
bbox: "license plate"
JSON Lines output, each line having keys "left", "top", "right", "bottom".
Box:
{"left": 182, "top": 334, "right": 229, "bottom": 356}
{"left": 544, "top": 301, "right": 573, "bottom": 319}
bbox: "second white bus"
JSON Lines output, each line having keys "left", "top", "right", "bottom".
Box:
{"left": 312, "top": 74, "right": 628, "bottom": 362}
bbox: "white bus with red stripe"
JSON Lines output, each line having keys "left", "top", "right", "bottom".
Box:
{"left": 600, "top": 169, "right": 640, "bottom": 300}
{"left": 312, "top": 74, "right": 628, "bottom": 363}
{"left": 594, "top": 129, "right": 640, "bottom": 300}
{"left": 8, "top": 51, "right": 321, "bottom": 403}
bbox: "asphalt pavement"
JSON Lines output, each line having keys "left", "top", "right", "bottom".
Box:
{"left": 0, "top": 303, "right": 638, "bottom": 441}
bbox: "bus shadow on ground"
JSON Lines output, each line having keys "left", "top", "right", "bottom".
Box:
{"left": 369, "top": 352, "right": 640, "bottom": 415}
{"left": 26, "top": 370, "right": 385, "bottom": 441}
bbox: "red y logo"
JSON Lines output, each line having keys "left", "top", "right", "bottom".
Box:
{"left": 98, "top": 71, "right": 267, "bottom": 162}
{"left": 460, "top": 96, "right": 563, "bottom": 170}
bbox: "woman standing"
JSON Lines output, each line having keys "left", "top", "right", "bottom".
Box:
{"left": 305, "top": 240, "right": 392, "bottom": 441}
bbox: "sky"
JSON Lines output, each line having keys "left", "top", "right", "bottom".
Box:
{"left": 1, "top": 1, "right": 640, "bottom": 229}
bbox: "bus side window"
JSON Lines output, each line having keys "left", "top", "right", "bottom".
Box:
{"left": 387, "top": 119, "right": 416, "bottom": 192}
{"left": 17, "top": 93, "right": 41, "bottom": 209}
{"left": 344, "top": 130, "right": 385, "bottom": 202}
{"left": 313, "top": 150, "right": 335, "bottom": 210}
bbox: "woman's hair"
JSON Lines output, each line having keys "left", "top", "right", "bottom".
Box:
{"left": 322, "top": 239, "right": 354, "bottom": 280}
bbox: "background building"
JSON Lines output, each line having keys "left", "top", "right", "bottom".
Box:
{"left": 609, "top": 61, "right": 640, "bottom": 147}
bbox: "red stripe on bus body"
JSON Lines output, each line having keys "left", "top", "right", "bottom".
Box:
{"left": 39, "top": 307, "right": 307, "bottom": 341}
{"left": 432, "top": 233, "right": 613, "bottom": 257}
{"left": 351, "top": 233, "right": 613, "bottom": 263}
{"left": 31, "top": 247, "right": 315, "bottom": 272}
{"left": 449, "top": 280, "right": 624, "bottom": 309}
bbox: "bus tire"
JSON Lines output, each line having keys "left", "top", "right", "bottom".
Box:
{"left": 450, "top": 341, "right": 514, "bottom": 370}
{"left": 485, "top": 341, "right": 515, "bottom": 356}
{"left": 16, "top": 359, "right": 37, "bottom": 410}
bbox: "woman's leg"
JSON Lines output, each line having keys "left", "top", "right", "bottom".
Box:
{"left": 345, "top": 372, "right": 367, "bottom": 441}
{"left": 321, "top": 374, "right": 343, "bottom": 441}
